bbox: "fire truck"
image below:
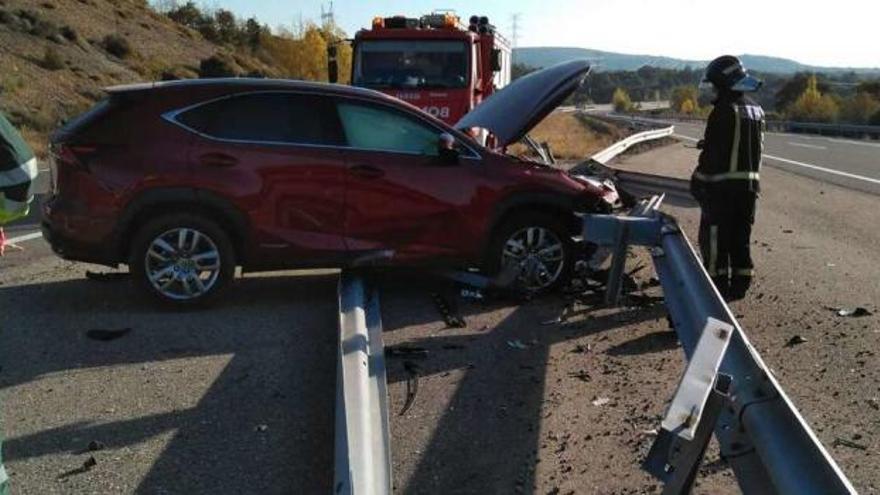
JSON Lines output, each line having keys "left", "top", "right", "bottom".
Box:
{"left": 349, "top": 12, "right": 512, "bottom": 124}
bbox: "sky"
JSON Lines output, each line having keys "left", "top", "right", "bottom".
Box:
{"left": 212, "top": 0, "right": 877, "bottom": 68}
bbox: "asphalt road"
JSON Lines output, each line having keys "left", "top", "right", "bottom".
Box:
{"left": 668, "top": 120, "right": 880, "bottom": 195}
{"left": 2, "top": 134, "right": 879, "bottom": 493}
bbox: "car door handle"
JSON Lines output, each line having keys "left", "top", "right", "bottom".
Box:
{"left": 198, "top": 152, "right": 239, "bottom": 168}
{"left": 349, "top": 164, "right": 385, "bottom": 179}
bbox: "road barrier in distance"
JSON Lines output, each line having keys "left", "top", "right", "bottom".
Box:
{"left": 589, "top": 125, "right": 675, "bottom": 165}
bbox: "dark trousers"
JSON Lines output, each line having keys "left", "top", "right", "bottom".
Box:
{"left": 698, "top": 190, "right": 757, "bottom": 299}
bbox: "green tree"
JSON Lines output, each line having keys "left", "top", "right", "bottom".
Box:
{"left": 840, "top": 92, "right": 880, "bottom": 124}
{"left": 612, "top": 87, "right": 633, "bottom": 113}
{"left": 214, "top": 9, "right": 239, "bottom": 45}
{"left": 787, "top": 75, "right": 839, "bottom": 123}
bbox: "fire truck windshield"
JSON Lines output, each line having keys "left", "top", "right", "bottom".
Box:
{"left": 353, "top": 40, "right": 469, "bottom": 90}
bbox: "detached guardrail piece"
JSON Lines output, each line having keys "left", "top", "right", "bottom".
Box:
{"left": 588, "top": 126, "right": 675, "bottom": 165}
{"left": 335, "top": 272, "right": 392, "bottom": 495}
{"left": 584, "top": 198, "right": 856, "bottom": 494}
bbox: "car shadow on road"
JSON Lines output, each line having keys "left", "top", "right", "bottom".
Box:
{"left": 379, "top": 278, "right": 668, "bottom": 494}
{"left": 0, "top": 271, "right": 340, "bottom": 493}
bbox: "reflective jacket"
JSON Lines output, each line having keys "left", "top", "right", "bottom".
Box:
{"left": 0, "top": 111, "right": 37, "bottom": 224}
{"left": 691, "top": 93, "right": 764, "bottom": 198}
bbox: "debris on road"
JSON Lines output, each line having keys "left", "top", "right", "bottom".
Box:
{"left": 254, "top": 424, "right": 269, "bottom": 433}
{"left": 785, "top": 335, "right": 808, "bottom": 347}
{"left": 591, "top": 396, "right": 610, "bottom": 406}
{"left": 460, "top": 288, "right": 484, "bottom": 300}
{"left": 570, "top": 343, "right": 591, "bottom": 354}
{"left": 568, "top": 370, "right": 591, "bottom": 382}
{"left": 85, "top": 270, "right": 131, "bottom": 282}
{"left": 386, "top": 345, "right": 429, "bottom": 359}
{"left": 441, "top": 343, "right": 466, "bottom": 351}
{"left": 833, "top": 437, "right": 868, "bottom": 451}
{"left": 431, "top": 292, "right": 466, "bottom": 328}
{"left": 58, "top": 456, "right": 98, "bottom": 479}
{"left": 507, "top": 339, "right": 529, "bottom": 350}
{"left": 85, "top": 328, "right": 132, "bottom": 341}
{"left": 829, "top": 307, "right": 873, "bottom": 318}
{"left": 400, "top": 361, "right": 420, "bottom": 416}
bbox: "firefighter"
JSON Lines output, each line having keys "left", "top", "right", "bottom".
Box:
{"left": 0, "top": 109, "right": 37, "bottom": 256}
{"left": 691, "top": 55, "right": 764, "bottom": 301}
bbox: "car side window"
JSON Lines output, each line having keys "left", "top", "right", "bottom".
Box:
{"left": 336, "top": 102, "right": 440, "bottom": 156}
{"left": 176, "top": 93, "right": 345, "bottom": 146}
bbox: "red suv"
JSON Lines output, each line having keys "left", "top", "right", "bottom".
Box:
{"left": 43, "top": 60, "right": 619, "bottom": 304}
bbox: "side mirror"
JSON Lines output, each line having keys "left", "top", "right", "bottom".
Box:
{"left": 437, "top": 133, "right": 460, "bottom": 165}
{"left": 490, "top": 49, "right": 502, "bottom": 72}
{"left": 696, "top": 139, "right": 705, "bottom": 150}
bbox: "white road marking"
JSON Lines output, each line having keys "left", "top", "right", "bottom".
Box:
{"left": 674, "top": 133, "right": 880, "bottom": 186}
{"left": 763, "top": 154, "right": 880, "bottom": 186}
{"left": 6, "top": 232, "right": 43, "bottom": 244}
{"left": 788, "top": 142, "right": 827, "bottom": 150}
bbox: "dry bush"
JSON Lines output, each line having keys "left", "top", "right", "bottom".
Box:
{"left": 102, "top": 33, "right": 132, "bottom": 58}
{"left": 509, "top": 112, "right": 617, "bottom": 160}
{"left": 41, "top": 45, "right": 65, "bottom": 70}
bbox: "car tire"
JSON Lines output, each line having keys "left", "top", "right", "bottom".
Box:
{"left": 486, "top": 212, "right": 574, "bottom": 293}
{"left": 129, "top": 213, "right": 235, "bottom": 306}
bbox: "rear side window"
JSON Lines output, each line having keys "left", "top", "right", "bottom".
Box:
{"left": 175, "top": 93, "right": 344, "bottom": 146}
{"left": 336, "top": 102, "right": 440, "bottom": 155}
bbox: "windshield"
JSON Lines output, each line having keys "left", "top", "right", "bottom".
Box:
{"left": 353, "top": 40, "right": 469, "bottom": 89}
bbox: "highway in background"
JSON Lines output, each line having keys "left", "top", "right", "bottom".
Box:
{"left": 668, "top": 119, "right": 880, "bottom": 195}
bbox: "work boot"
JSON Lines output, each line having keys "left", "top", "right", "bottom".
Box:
{"left": 711, "top": 276, "right": 729, "bottom": 300}
{"left": 728, "top": 276, "right": 752, "bottom": 301}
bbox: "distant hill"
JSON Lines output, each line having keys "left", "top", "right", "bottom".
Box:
{"left": 514, "top": 47, "right": 880, "bottom": 75}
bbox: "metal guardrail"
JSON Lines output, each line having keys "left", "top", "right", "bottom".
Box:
{"left": 335, "top": 273, "right": 392, "bottom": 495}
{"left": 611, "top": 112, "right": 880, "bottom": 139}
{"left": 589, "top": 125, "right": 675, "bottom": 165}
{"left": 584, "top": 202, "right": 856, "bottom": 494}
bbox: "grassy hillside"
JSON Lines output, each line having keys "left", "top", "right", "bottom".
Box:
{"left": 515, "top": 47, "right": 880, "bottom": 75}
{"left": 0, "top": 0, "right": 278, "bottom": 156}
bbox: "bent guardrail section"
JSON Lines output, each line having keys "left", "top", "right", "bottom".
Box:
{"left": 335, "top": 273, "right": 392, "bottom": 495}
{"left": 584, "top": 203, "right": 856, "bottom": 494}
{"left": 589, "top": 126, "right": 675, "bottom": 165}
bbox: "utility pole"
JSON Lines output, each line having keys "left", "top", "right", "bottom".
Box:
{"left": 511, "top": 13, "right": 522, "bottom": 64}
{"left": 321, "top": 2, "right": 335, "bottom": 28}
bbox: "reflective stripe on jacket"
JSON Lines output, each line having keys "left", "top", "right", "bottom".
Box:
{"left": 691, "top": 94, "right": 764, "bottom": 194}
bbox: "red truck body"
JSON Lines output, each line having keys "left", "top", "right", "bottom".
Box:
{"left": 351, "top": 13, "right": 512, "bottom": 125}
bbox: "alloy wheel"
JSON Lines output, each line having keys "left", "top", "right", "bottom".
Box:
{"left": 144, "top": 227, "right": 222, "bottom": 300}
{"left": 500, "top": 226, "right": 566, "bottom": 291}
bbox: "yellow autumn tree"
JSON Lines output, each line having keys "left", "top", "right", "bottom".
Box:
{"left": 263, "top": 22, "right": 351, "bottom": 83}
{"left": 612, "top": 88, "right": 633, "bottom": 113}
{"left": 787, "top": 75, "right": 839, "bottom": 123}
{"left": 680, "top": 98, "right": 696, "bottom": 115}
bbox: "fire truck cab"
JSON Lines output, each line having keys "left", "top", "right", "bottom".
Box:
{"left": 351, "top": 12, "right": 512, "bottom": 125}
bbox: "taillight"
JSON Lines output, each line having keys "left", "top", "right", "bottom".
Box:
{"left": 53, "top": 143, "right": 97, "bottom": 171}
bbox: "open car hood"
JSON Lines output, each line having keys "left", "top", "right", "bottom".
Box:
{"left": 455, "top": 60, "right": 591, "bottom": 148}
